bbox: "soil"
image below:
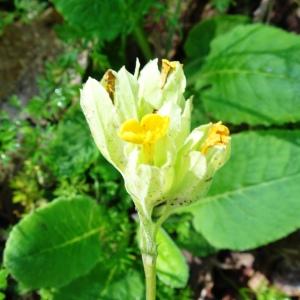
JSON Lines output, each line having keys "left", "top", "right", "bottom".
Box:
{"left": 0, "top": 8, "right": 62, "bottom": 109}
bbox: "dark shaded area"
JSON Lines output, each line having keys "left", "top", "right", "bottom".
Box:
{"left": 186, "top": 231, "right": 300, "bottom": 299}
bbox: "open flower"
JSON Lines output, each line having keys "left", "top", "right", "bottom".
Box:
{"left": 80, "top": 59, "right": 230, "bottom": 220}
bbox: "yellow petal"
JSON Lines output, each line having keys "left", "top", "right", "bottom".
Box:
{"left": 119, "top": 119, "right": 145, "bottom": 144}
{"left": 200, "top": 122, "right": 230, "bottom": 154}
{"left": 119, "top": 114, "right": 170, "bottom": 145}
{"left": 141, "top": 114, "right": 169, "bottom": 143}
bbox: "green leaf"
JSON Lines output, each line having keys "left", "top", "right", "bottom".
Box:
{"left": 184, "top": 15, "right": 249, "bottom": 74}
{"left": 51, "top": 0, "right": 153, "bottom": 41}
{"left": 175, "top": 217, "right": 217, "bottom": 257}
{"left": 53, "top": 265, "right": 144, "bottom": 300}
{"left": 0, "top": 113, "right": 18, "bottom": 168}
{"left": 0, "top": 268, "right": 8, "bottom": 290}
{"left": 44, "top": 108, "right": 99, "bottom": 178}
{"left": 103, "top": 270, "right": 143, "bottom": 300}
{"left": 156, "top": 228, "right": 189, "bottom": 288}
{"left": 4, "top": 196, "right": 109, "bottom": 289}
{"left": 193, "top": 24, "right": 300, "bottom": 125}
{"left": 185, "top": 16, "right": 249, "bottom": 127}
{"left": 211, "top": 0, "right": 232, "bottom": 12}
{"left": 187, "top": 130, "right": 300, "bottom": 250}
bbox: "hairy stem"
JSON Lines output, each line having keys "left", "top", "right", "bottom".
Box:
{"left": 142, "top": 252, "right": 157, "bottom": 300}
{"left": 140, "top": 219, "right": 157, "bottom": 300}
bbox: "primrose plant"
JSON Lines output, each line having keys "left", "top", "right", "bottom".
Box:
{"left": 80, "top": 58, "right": 231, "bottom": 300}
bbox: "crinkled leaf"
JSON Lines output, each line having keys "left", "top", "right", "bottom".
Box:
{"left": 187, "top": 130, "right": 300, "bottom": 250}
{"left": 193, "top": 24, "right": 300, "bottom": 125}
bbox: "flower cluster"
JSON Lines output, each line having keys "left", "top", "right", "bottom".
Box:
{"left": 80, "top": 59, "right": 230, "bottom": 220}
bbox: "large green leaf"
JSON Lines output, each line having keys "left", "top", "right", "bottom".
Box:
{"left": 53, "top": 265, "right": 144, "bottom": 300}
{"left": 184, "top": 15, "right": 249, "bottom": 75}
{"left": 156, "top": 228, "right": 189, "bottom": 288}
{"left": 51, "top": 0, "right": 153, "bottom": 40}
{"left": 186, "top": 130, "right": 300, "bottom": 250}
{"left": 4, "top": 196, "right": 109, "bottom": 289}
{"left": 193, "top": 24, "right": 300, "bottom": 125}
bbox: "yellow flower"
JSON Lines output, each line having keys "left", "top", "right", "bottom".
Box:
{"left": 80, "top": 59, "right": 230, "bottom": 219}
{"left": 119, "top": 114, "right": 170, "bottom": 145}
{"left": 119, "top": 114, "right": 169, "bottom": 164}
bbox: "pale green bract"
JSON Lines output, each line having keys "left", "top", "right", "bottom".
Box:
{"left": 80, "top": 59, "right": 230, "bottom": 221}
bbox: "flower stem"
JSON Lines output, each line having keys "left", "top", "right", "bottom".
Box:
{"left": 139, "top": 219, "right": 157, "bottom": 300}
{"left": 142, "top": 252, "right": 157, "bottom": 300}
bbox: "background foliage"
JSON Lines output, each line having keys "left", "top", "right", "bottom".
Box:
{"left": 1, "top": 0, "right": 300, "bottom": 299}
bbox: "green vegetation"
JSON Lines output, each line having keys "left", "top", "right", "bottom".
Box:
{"left": 1, "top": 0, "right": 299, "bottom": 299}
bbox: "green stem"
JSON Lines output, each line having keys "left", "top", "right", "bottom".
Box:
{"left": 133, "top": 26, "right": 152, "bottom": 60}
{"left": 137, "top": 200, "right": 171, "bottom": 300}
{"left": 139, "top": 219, "right": 157, "bottom": 300}
{"left": 142, "top": 252, "right": 157, "bottom": 300}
